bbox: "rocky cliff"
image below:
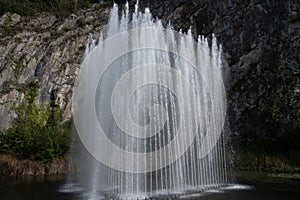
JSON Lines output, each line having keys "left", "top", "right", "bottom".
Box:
{"left": 0, "top": 5, "right": 109, "bottom": 130}
{"left": 134, "top": 0, "right": 299, "bottom": 153}
{"left": 0, "top": 0, "right": 299, "bottom": 156}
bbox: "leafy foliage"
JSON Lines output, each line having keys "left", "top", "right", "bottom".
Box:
{"left": 0, "top": 0, "right": 102, "bottom": 16}
{"left": 0, "top": 81, "right": 71, "bottom": 162}
{"left": 235, "top": 151, "right": 300, "bottom": 173}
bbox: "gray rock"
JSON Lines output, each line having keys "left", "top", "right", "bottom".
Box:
{"left": 0, "top": 5, "right": 110, "bottom": 130}
{"left": 136, "top": 0, "right": 300, "bottom": 141}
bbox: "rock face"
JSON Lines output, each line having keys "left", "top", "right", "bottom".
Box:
{"left": 135, "top": 0, "right": 300, "bottom": 150}
{"left": 0, "top": 5, "right": 110, "bottom": 130}
{"left": 0, "top": 1, "right": 299, "bottom": 153}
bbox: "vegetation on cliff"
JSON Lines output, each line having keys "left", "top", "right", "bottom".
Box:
{"left": 0, "top": 0, "right": 298, "bottom": 176}
{"left": 0, "top": 81, "right": 71, "bottom": 162}
{"left": 0, "top": 0, "right": 110, "bottom": 172}
{"left": 0, "top": 0, "right": 108, "bottom": 16}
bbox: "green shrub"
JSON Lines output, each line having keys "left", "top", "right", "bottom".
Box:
{"left": 234, "top": 150, "right": 300, "bottom": 173}
{"left": 0, "top": 0, "right": 101, "bottom": 16}
{"left": 0, "top": 81, "right": 71, "bottom": 162}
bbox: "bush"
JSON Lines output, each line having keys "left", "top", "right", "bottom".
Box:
{"left": 234, "top": 150, "right": 300, "bottom": 173}
{"left": 0, "top": 81, "right": 71, "bottom": 162}
{"left": 0, "top": 0, "right": 101, "bottom": 16}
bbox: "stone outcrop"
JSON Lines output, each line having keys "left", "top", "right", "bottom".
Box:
{"left": 135, "top": 0, "right": 299, "bottom": 148}
{"left": 0, "top": 5, "right": 109, "bottom": 130}
{"left": 0, "top": 0, "right": 299, "bottom": 153}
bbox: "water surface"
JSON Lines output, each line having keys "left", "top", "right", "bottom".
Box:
{"left": 0, "top": 175, "right": 299, "bottom": 200}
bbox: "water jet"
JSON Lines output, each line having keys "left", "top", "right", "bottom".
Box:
{"left": 71, "top": 2, "right": 228, "bottom": 199}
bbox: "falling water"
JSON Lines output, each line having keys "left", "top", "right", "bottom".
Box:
{"left": 71, "top": 2, "right": 228, "bottom": 199}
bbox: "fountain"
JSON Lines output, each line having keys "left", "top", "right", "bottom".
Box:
{"left": 70, "top": 2, "right": 228, "bottom": 199}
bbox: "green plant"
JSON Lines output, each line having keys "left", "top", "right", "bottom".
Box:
{"left": 13, "top": 60, "right": 24, "bottom": 78}
{"left": 234, "top": 150, "right": 300, "bottom": 173}
{"left": 0, "top": 0, "right": 101, "bottom": 16}
{"left": 0, "top": 81, "right": 71, "bottom": 162}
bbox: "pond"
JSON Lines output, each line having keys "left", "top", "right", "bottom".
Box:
{"left": 0, "top": 174, "right": 299, "bottom": 200}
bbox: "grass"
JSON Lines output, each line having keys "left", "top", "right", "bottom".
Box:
{"left": 0, "top": 154, "right": 67, "bottom": 175}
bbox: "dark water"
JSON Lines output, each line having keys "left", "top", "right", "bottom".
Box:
{"left": 0, "top": 175, "right": 299, "bottom": 200}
